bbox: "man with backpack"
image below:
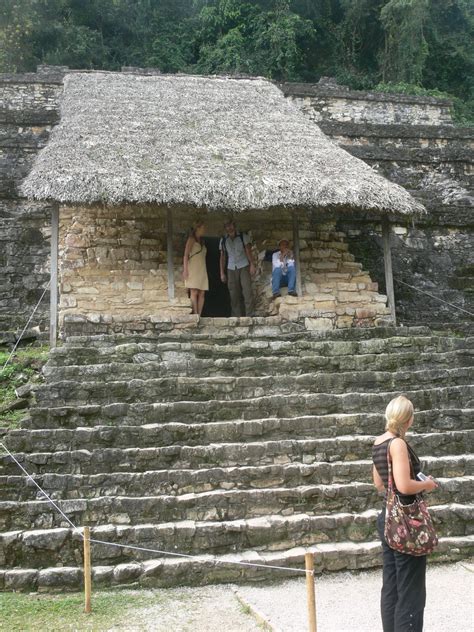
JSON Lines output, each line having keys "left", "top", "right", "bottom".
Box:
{"left": 219, "top": 220, "right": 255, "bottom": 317}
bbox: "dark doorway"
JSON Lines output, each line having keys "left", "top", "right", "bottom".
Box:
{"left": 202, "top": 237, "right": 231, "bottom": 317}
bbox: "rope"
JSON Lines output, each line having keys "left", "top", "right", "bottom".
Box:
{"left": 87, "top": 537, "right": 310, "bottom": 574}
{"left": 394, "top": 278, "right": 474, "bottom": 318}
{"left": 0, "top": 442, "right": 312, "bottom": 576}
{"left": 1, "top": 281, "right": 51, "bottom": 373}
{"left": 0, "top": 441, "right": 79, "bottom": 531}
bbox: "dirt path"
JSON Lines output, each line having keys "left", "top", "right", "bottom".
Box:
{"left": 236, "top": 562, "right": 474, "bottom": 632}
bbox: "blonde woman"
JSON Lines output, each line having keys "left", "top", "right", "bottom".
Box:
{"left": 182, "top": 221, "right": 208, "bottom": 315}
{"left": 372, "top": 396, "right": 438, "bottom": 632}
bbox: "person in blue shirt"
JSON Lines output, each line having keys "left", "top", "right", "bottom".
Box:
{"left": 219, "top": 220, "right": 255, "bottom": 316}
{"left": 272, "top": 239, "right": 297, "bottom": 298}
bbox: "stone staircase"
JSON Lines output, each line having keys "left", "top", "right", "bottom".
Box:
{"left": 1, "top": 319, "right": 473, "bottom": 591}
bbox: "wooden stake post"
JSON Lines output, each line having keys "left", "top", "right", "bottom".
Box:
{"left": 49, "top": 206, "right": 59, "bottom": 348}
{"left": 83, "top": 526, "right": 92, "bottom": 614}
{"left": 305, "top": 552, "right": 317, "bottom": 632}
{"left": 382, "top": 218, "right": 396, "bottom": 325}
{"left": 292, "top": 212, "right": 303, "bottom": 297}
{"left": 167, "top": 207, "right": 175, "bottom": 301}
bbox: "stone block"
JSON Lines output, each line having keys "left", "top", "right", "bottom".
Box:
{"left": 76, "top": 286, "right": 100, "bottom": 295}
{"left": 23, "top": 528, "right": 69, "bottom": 550}
{"left": 312, "top": 301, "right": 336, "bottom": 311}
{"left": 38, "top": 567, "right": 82, "bottom": 590}
{"left": 336, "top": 316, "right": 354, "bottom": 329}
{"left": 92, "top": 566, "right": 114, "bottom": 585}
{"left": 5, "top": 569, "right": 38, "bottom": 591}
{"left": 355, "top": 308, "right": 377, "bottom": 319}
{"left": 313, "top": 261, "right": 338, "bottom": 271}
{"left": 113, "top": 563, "right": 142, "bottom": 583}
{"left": 305, "top": 317, "right": 334, "bottom": 330}
{"left": 126, "top": 281, "right": 144, "bottom": 290}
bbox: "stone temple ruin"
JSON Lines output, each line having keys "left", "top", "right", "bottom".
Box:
{"left": 0, "top": 67, "right": 472, "bottom": 591}
{"left": 18, "top": 71, "right": 426, "bottom": 339}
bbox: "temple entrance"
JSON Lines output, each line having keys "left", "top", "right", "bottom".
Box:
{"left": 202, "top": 236, "right": 231, "bottom": 317}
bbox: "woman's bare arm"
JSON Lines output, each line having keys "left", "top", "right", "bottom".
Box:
{"left": 390, "top": 438, "right": 437, "bottom": 494}
{"left": 183, "top": 236, "right": 194, "bottom": 279}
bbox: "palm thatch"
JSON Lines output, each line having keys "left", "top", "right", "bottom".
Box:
{"left": 21, "top": 72, "right": 425, "bottom": 216}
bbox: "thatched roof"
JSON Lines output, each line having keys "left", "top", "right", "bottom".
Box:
{"left": 21, "top": 72, "right": 425, "bottom": 216}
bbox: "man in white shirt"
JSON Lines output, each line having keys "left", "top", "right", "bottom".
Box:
{"left": 272, "top": 239, "right": 297, "bottom": 298}
{"left": 219, "top": 220, "right": 255, "bottom": 316}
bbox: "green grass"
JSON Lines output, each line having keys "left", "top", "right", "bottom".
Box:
{"left": 0, "top": 590, "right": 161, "bottom": 631}
{"left": 0, "top": 409, "right": 24, "bottom": 429}
{"left": 0, "top": 344, "right": 49, "bottom": 429}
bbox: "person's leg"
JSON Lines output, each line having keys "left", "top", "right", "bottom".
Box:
{"left": 240, "top": 265, "right": 254, "bottom": 316}
{"left": 393, "top": 552, "right": 426, "bottom": 632}
{"left": 197, "top": 290, "right": 205, "bottom": 316}
{"left": 272, "top": 267, "right": 282, "bottom": 295}
{"left": 287, "top": 265, "right": 296, "bottom": 293}
{"left": 227, "top": 269, "right": 242, "bottom": 317}
{"left": 189, "top": 289, "right": 199, "bottom": 314}
{"left": 378, "top": 511, "right": 398, "bottom": 632}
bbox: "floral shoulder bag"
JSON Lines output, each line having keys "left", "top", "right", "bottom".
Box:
{"left": 384, "top": 438, "right": 438, "bottom": 556}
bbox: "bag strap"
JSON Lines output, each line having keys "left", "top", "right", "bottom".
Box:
{"left": 188, "top": 241, "right": 203, "bottom": 260}
{"left": 386, "top": 438, "right": 396, "bottom": 493}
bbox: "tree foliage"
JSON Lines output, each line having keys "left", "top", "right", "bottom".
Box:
{"left": 0, "top": 0, "right": 472, "bottom": 121}
{"left": 379, "top": 0, "right": 429, "bottom": 85}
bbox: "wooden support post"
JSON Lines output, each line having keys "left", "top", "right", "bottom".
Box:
{"left": 83, "top": 526, "right": 92, "bottom": 614}
{"left": 382, "top": 219, "right": 396, "bottom": 325}
{"left": 292, "top": 212, "right": 303, "bottom": 296}
{"left": 305, "top": 552, "right": 317, "bottom": 632}
{"left": 49, "top": 206, "right": 59, "bottom": 348}
{"left": 167, "top": 208, "right": 175, "bottom": 301}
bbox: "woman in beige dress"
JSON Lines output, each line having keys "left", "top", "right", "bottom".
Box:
{"left": 183, "top": 221, "right": 209, "bottom": 315}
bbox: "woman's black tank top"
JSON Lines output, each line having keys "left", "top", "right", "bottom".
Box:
{"left": 372, "top": 438, "right": 421, "bottom": 505}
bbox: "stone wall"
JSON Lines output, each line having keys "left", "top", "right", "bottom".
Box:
{"left": 1, "top": 68, "right": 472, "bottom": 334}
{"left": 282, "top": 80, "right": 473, "bottom": 324}
{"left": 0, "top": 67, "right": 63, "bottom": 334}
{"left": 280, "top": 80, "right": 454, "bottom": 126}
{"left": 58, "top": 205, "right": 389, "bottom": 335}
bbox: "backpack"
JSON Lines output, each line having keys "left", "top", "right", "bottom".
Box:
{"left": 221, "top": 232, "right": 247, "bottom": 267}
{"left": 221, "top": 232, "right": 246, "bottom": 253}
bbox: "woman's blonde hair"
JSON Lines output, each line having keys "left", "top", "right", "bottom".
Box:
{"left": 385, "top": 395, "right": 414, "bottom": 438}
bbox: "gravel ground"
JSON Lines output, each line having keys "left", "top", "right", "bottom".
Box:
{"left": 237, "top": 562, "right": 474, "bottom": 632}
{"left": 108, "top": 585, "right": 261, "bottom": 632}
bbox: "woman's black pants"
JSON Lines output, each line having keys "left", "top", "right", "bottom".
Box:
{"left": 377, "top": 510, "right": 427, "bottom": 632}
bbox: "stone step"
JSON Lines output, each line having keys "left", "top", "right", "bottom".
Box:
{"left": 1, "top": 504, "right": 471, "bottom": 570}
{"left": 1, "top": 477, "right": 472, "bottom": 531}
{"left": 64, "top": 324, "right": 434, "bottom": 345}
{"left": 2, "top": 535, "right": 472, "bottom": 591}
{"left": 25, "top": 384, "right": 474, "bottom": 428}
{"left": 6, "top": 409, "right": 474, "bottom": 453}
{"left": 2, "top": 431, "right": 472, "bottom": 477}
{"left": 33, "top": 367, "right": 473, "bottom": 408}
{"left": 2, "top": 456, "right": 472, "bottom": 502}
{"left": 47, "top": 333, "right": 472, "bottom": 367}
{"left": 42, "top": 348, "right": 474, "bottom": 382}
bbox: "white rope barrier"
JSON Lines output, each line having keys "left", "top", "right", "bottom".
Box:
{"left": 1, "top": 441, "right": 80, "bottom": 532}
{"left": 1, "top": 281, "right": 51, "bottom": 373}
{"left": 0, "top": 441, "right": 312, "bottom": 576}
{"left": 395, "top": 277, "right": 474, "bottom": 318}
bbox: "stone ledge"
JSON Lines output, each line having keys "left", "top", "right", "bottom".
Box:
{"left": 279, "top": 81, "right": 453, "bottom": 105}
{"left": 319, "top": 121, "right": 473, "bottom": 140}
